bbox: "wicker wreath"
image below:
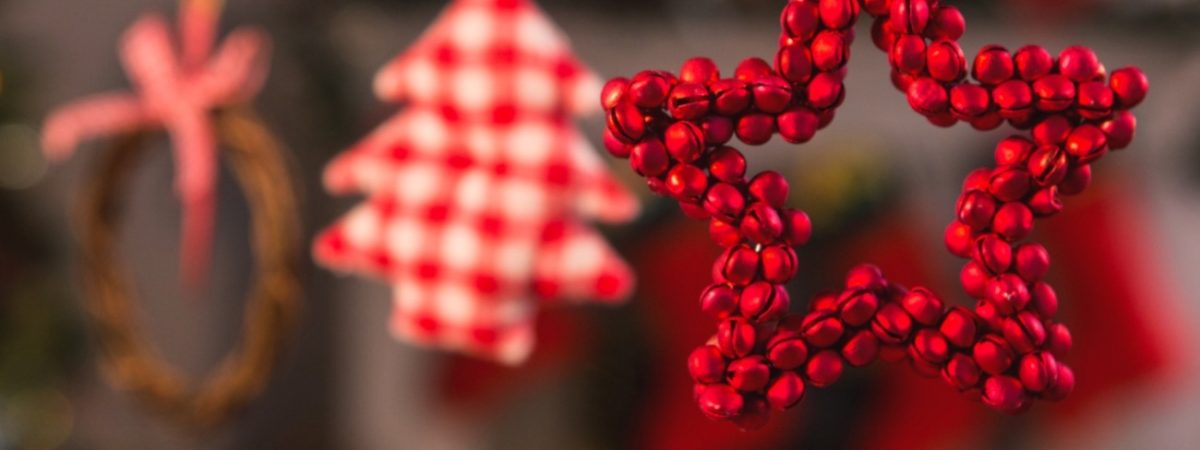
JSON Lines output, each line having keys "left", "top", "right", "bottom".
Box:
{"left": 76, "top": 107, "right": 299, "bottom": 429}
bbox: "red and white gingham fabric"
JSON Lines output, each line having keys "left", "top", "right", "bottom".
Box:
{"left": 314, "top": 0, "right": 639, "bottom": 364}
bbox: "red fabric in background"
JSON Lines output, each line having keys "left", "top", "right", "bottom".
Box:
{"left": 851, "top": 180, "right": 1179, "bottom": 450}
{"left": 436, "top": 308, "right": 590, "bottom": 411}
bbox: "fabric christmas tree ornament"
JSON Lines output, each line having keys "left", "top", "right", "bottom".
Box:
{"left": 314, "top": 0, "right": 639, "bottom": 365}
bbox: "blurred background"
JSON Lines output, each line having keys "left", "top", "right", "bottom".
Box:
{"left": 2, "top": 0, "right": 1200, "bottom": 449}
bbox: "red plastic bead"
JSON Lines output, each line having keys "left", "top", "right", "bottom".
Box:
{"left": 807, "top": 72, "right": 844, "bottom": 110}
{"left": 775, "top": 43, "right": 814, "bottom": 84}
{"left": 775, "top": 211, "right": 809, "bottom": 248}
{"left": 767, "top": 372, "right": 806, "bottom": 410}
{"left": 1033, "top": 115, "right": 1072, "bottom": 145}
{"left": 956, "top": 190, "right": 997, "bottom": 230}
{"left": 1003, "top": 311, "right": 1047, "bottom": 354}
{"left": 781, "top": 1, "right": 821, "bottom": 41}
{"left": 945, "top": 220, "right": 975, "bottom": 258}
{"left": 1028, "top": 145, "right": 1070, "bottom": 188}
{"left": 1030, "top": 281, "right": 1059, "bottom": 319}
{"left": 940, "top": 306, "right": 978, "bottom": 349}
{"left": 1101, "top": 110, "right": 1137, "bottom": 150}
{"left": 668, "top": 82, "right": 712, "bottom": 120}
{"left": 988, "top": 166, "right": 1032, "bottom": 203}
{"left": 841, "top": 329, "right": 880, "bottom": 367}
{"left": 736, "top": 113, "right": 776, "bottom": 145}
{"left": 665, "top": 122, "right": 706, "bottom": 163}
{"left": 1076, "top": 81, "right": 1114, "bottom": 120}
{"left": 752, "top": 75, "right": 794, "bottom": 114}
{"left": 960, "top": 260, "right": 990, "bottom": 298}
{"left": 819, "top": 0, "right": 858, "bottom": 29}
{"left": 665, "top": 164, "right": 709, "bottom": 200}
{"left": 735, "top": 58, "right": 773, "bottom": 83}
{"left": 740, "top": 203, "right": 784, "bottom": 244}
{"left": 1028, "top": 186, "right": 1063, "bottom": 216}
{"left": 1045, "top": 322, "right": 1072, "bottom": 359}
{"left": 1044, "top": 364, "right": 1075, "bottom": 401}
{"left": 986, "top": 273, "right": 1030, "bottom": 313}
{"left": 992, "top": 79, "right": 1033, "bottom": 120}
{"left": 748, "top": 171, "right": 789, "bottom": 208}
{"left": 680, "top": 57, "right": 720, "bottom": 85}
{"left": 871, "top": 303, "right": 914, "bottom": 345}
{"left": 696, "top": 384, "right": 744, "bottom": 420}
{"left": 740, "top": 282, "right": 790, "bottom": 323}
{"left": 901, "top": 287, "right": 945, "bottom": 326}
{"left": 629, "top": 138, "right": 669, "bottom": 177}
{"left": 907, "top": 77, "right": 949, "bottom": 116}
{"left": 1015, "top": 243, "right": 1050, "bottom": 282}
{"left": 761, "top": 244, "right": 798, "bottom": 284}
{"left": 1018, "top": 351, "right": 1059, "bottom": 393}
{"left": 704, "top": 182, "right": 746, "bottom": 222}
{"left": 802, "top": 312, "right": 846, "bottom": 348}
{"left": 600, "top": 77, "right": 630, "bottom": 111}
{"left": 702, "top": 115, "right": 734, "bottom": 145}
{"left": 973, "top": 334, "right": 1015, "bottom": 375}
{"left": 973, "top": 45, "right": 1014, "bottom": 86}
{"left": 805, "top": 350, "right": 845, "bottom": 387}
{"left": 607, "top": 100, "right": 646, "bottom": 143}
{"left": 844, "top": 264, "right": 885, "bottom": 291}
{"left": 717, "top": 317, "right": 758, "bottom": 358}
{"left": 1110, "top": 67, "right": 1149, "bottom": 109}
{"left": 974, "top": 234, "right": 1013, "bottom": 274}
{"left": 1065, "top": 125, "right": 1108, "bottom": 164}
{"left": 602, "top": 128, "right": 632, "bottom": 158}
{"left": 1014, "top": 45, "right": 1053, "bottom": 81}
{"left": 910, "top": 329, "right": 951, "bottom": 364}
{"left": 994, "top": 136, "right": 1034, "bottom": 167}
{"left": 717, "top": 243, "right": 759, "bottom": 286}
{"left": 628, "top": 71, "right": 671, "bottom": 108}
{"left": 689, "top": 345, "right": 727, "bottom": 383}
{"left": 982, "top": 375, "right": 1029, "bottom": 414}
{"left": 925, "top": 5, "right": 965, "bottom": 41}
{"left": 891, "top": 35, "right": 927, "bottom": 76}
{"left": 838, "top": 290, "right": 880, "bottom": 327}
{"left": 777, "top": 106, "right": 820, "bottom": 144}
{"left": 950, "top": 83, "right": 991, "bottom": 119}
{"left": 890, "top": 0, "right": 930, "bottom": 34}
{"left": 767, "top": 334, "right": 808, "bottom": 370}
{"left": 992, "top": 202, "right": 1034, "bottom": 241}
{"left": 1057, "top": 46, "right": 1101, "bottom": 82}
{"left": 927, "top": 40, "right": 966, "bottom": 82}
{"left": 812, "top": 30, "right": 849, "bottom": 72}
{"left": 708, "top": 146, "right": 747, "bottom": 183}
{"left": 699, "top": 283, "right": 739, "bottom": 319}
{"left": 942, "top": 353, "right": 983, "bottom": 391}
{"left": 1032, "top": 74, "right": 1076, "bottom": 112}
{"left": 727, "top": 356, "right": 771, "bottom": 392}
{"left": 1059, "top": 163, "right": 1092, "bottom": 196}
{"left": 711, "top": 79, "right": 751, "bottom": 116}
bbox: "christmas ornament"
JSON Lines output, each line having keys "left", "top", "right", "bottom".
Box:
{"left": 601, "top": 0, "right": 1148, "bottom": 428}
{"left": 313, "top": 0, "right": 638, "bottom": 364}
{"left": 40, "top": 0, "right": 299, "bottom": 429}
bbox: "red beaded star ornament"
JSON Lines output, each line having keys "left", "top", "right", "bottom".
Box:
{"left": 600, "top": 0, "right": 1147, "bottom": 429}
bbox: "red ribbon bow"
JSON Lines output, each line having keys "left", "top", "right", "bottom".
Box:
{"left": 42, "top": 0, "right": 270, "bottom": 284}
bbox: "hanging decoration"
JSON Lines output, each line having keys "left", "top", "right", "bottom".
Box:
{"left": 41, "top": 0, "right": 299, "bottom": 429}
{"left": 313, "top": 0, "right": 639, "bottom": 364}
{"left": 600, "top": 0, "right": 1148, "bottom": 429}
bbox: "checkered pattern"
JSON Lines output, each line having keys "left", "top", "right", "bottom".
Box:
{"left": 314, "top": 0, "right": 638, "bottom": 364}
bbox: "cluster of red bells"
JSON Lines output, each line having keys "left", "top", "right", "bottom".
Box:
{"left": 599, "top": 0, "right": 1148, "bottom": 430}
